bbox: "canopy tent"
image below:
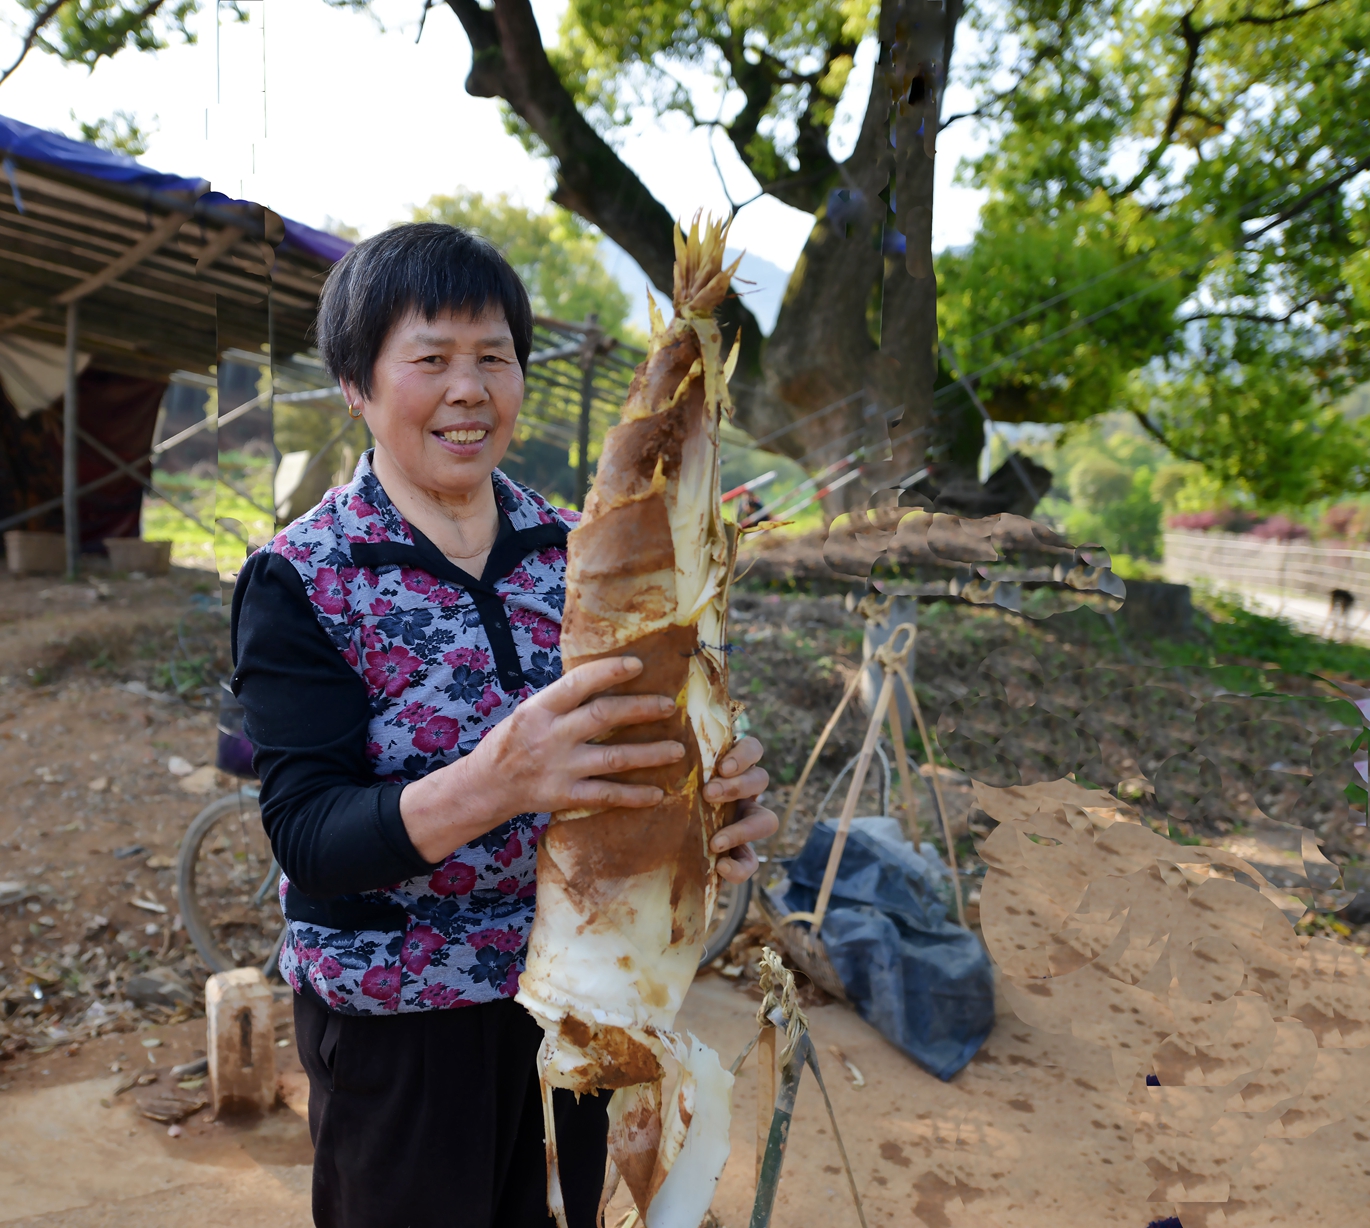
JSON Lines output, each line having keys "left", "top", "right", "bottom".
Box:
{"left": 0, "top": 113, "right": 658, "bottom": 575}
{"left": 0, "top": 113, "right": 346, "bottom": 379}
{"left": 0, "top": 112, "right": 346, "bottom": 573}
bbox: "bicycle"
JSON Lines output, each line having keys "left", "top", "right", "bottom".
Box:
{"left": 177, "top": 682, "right": 286, "bottom": 976}
{"left": 178, "top": 681, "right": 752, "bottom": 974}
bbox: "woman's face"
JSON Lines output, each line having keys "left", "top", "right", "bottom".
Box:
{"left": 349, "top": 305, "right": 523, "bottom": 501}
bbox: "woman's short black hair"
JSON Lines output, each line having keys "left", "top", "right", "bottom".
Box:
{"left": 315, "top": 222, "right": 533, "bottom": 397}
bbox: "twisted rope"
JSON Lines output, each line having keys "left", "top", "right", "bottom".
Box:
{"left": 756, "top": 947, "right": 808, "bottom": 1068}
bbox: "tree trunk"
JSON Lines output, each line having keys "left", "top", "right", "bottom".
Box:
{"left": 866, "top": 0, "right": 963, "bottom": 501}
{"left": 445, "top": 0, "right": 999, "bottom": 513}
{"left": 446, "top": 0, "right": 767, "bottom": 413}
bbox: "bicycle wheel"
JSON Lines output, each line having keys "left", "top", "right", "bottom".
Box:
{"left": 177, "top": 790, "right": 285, "bottom": 975}
{"left": 699, "top": 876, "right": 752, "bottom": 968}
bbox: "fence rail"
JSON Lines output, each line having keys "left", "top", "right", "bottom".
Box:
{"left": 1163, "top": 530, "right": 1370, "bottom": 603}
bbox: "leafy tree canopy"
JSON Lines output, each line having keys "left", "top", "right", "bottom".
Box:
{"left": 4, "top": 0, "right": 197, "bottom": 85}
{"left": 7, "top": 0, "right": 1370, "bottom": 512}
{"left": 937, "top": 0, "right": 1370, "bottom": 509}
{"left": 553, "top": 0, "right": 876, "bottom": 213}
{"left": 409, "top": 190, "right": 634, "bottom": 340}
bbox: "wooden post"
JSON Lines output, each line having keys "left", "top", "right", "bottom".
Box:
{"left": 884, "top": 696, "right": 922, "bottom": 843}
{"left": 62, "top": 301, "right": 79, "bottom": 578}
{"left": 810, "top": 668, "right": 896, "bottom": 931}
{"left": 206, "top": 967, "right": 276, "bottom": 1115}
{"left": 575, "top": 313, "right": 601, "bottom": 510}
{"left": 756, "top": 1024, "right": 777, "bottom": 1185}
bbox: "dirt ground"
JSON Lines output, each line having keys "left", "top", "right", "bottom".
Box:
{"left": 5, "top": 970, "right": 1369, "bottom": 1227}
{"left": 4, "top": 564, "right": 1370, "bottom": 1227}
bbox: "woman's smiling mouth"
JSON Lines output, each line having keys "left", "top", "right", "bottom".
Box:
{"left": 437, "top": 428, "right": 489, "bottom": 445}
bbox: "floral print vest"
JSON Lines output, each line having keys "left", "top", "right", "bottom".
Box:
{"left": 268, "top": 452, "right": 577, "bottom": 1014}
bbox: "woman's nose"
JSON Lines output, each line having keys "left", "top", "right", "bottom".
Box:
{"left": 444, "top": 358, "right": 490, "bottom": 405}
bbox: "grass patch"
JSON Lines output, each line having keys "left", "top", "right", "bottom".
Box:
{"left": 1155, "top": 592, "right": 1370, "bottom": 682}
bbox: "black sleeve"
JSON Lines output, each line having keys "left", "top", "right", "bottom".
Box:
{"left": 230, "top": 550, "right": 439, "bottom": 897}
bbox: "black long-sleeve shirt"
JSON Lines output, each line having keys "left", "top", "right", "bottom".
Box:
{"left": 230, "top": 506, "right": 565, "bottom": 926}
{"left": 231, "top": 547, "right": 434, "bottom": 898}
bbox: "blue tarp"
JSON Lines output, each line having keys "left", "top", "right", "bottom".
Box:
{"left": 0, "top": 112, "right": 207, "bottom": 197}
{"left": 0, "top": 112, "right": 351, "bottom": 266}
{"left": 778, "top": 817, "right": 996, "bottom": 1081}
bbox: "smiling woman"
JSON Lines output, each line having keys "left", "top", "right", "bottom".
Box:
{"left": 227, "top": 222, "right": 776, "bottom": 1228}
{"left": 318, "top": 224, "right": 531, "bottom": 578}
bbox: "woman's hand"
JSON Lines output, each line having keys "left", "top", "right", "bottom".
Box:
{"left": 400, "top": 656, "right": 683, "bottom": 863}
{"left": 703, "top": 735, "right": 778, "bottom": 884}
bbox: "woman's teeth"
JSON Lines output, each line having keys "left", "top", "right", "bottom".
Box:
{"left": 440, "top": 429, "right": 487, "bottom": 444}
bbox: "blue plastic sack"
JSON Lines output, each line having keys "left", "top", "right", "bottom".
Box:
{"left": 777, "top": 817, "right": 995, "bottom": 1080}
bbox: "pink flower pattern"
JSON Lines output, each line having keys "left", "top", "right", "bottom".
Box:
{"left": 361, "top": 964, "right": 403, "bottom": 1008}
{"left": 363, "top": 645, "right": 423, "bottom": 698}
{"left": 428, "top": 861, "right": 476, "bottom": 896}
{"left": 268, "top": 453, "right": 573, "bottom": 1016}
{"left": 399, "top": 925, "right": 446, "bottom": 974}
{"left": 443, "top": 646, "right": 491, "bottom": 671}
{"left": 310, "top": 567, "right": 349, "bottom": 616}
{"left": 412, "top": 715, "right": 461, "bottom": 753}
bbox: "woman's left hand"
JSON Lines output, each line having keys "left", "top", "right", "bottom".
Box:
{"left": 703, "top": 735, "right": 777, "bottom": 884}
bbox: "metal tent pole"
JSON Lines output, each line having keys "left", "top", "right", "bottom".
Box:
{"left": 63, "top": 301, "right": 79, "bottom": 578}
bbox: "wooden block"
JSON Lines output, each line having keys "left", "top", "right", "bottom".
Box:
{"left": 103, "top": 538, "right": 172, "bottom": 575}
{"left": 205, "top": 967, "right": 276, "bottom": 1115}
{"left": 3, "top": 531, "right": 65, "bottom": 575}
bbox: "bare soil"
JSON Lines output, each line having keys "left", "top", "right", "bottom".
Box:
{"left": 4, "top": 564, "right": 1370, "bottom": 1226}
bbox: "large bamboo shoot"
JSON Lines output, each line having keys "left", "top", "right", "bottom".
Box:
{"left": 516, "top": 214, "right": 742, "bottom": 1228}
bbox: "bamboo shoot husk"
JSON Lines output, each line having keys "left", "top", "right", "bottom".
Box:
{"left": 516, "top": 214, "right": 743, "bottom": 1228}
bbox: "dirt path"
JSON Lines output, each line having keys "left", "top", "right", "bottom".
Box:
{"left": 5, "top": 971, "right": 1368, "bottom": 1227}
{"left": 6, "top": 566, "right": 1370, "bottom": 1226}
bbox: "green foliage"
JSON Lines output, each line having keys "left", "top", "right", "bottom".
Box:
{"left": 409, "top": 191, "right": 634, "bottom": 341}
{"left": 941, "top": 0, "right": 1370, "bottom": 505}
{"left": 71, "top": 108, "right": 155, "bottom": 156}
{"left": 1023, "top": 415, "right": 1169, "bottom": 558}
{"left": 1135, "top": 326, "right": 1370, "bottom": 507}
{"left": 26, "top": 0, "right": 199, "bottom": 69}
{"left": 555, "top": 0, "right": 876, "bottom": 210}
{"left": 938, "top": 192, "right": 1191, "bottom": 425}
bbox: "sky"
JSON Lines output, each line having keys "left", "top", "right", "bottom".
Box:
{"left": 0, "top": 0, "right": 990, "bottom": 326}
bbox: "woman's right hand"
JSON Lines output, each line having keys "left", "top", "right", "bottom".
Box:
{"left": 398, "top": 656, "right": 682, "bottom": 863}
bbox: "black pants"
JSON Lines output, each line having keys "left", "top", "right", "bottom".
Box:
{"left": 294, "top": 987, "right": 609, "bottom": 1228}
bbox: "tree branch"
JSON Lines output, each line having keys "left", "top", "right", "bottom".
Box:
{"left": 444, "top": 0, "right": 765, "bottom": 403}
{"left": 0, "top": 0, "right": 65, "bottom": 88}
{"left": 1117, "top": 1, "right": 1344, "bottom": 202}
{"left": 1118, "top": 6, "right": 1205, "bottom": 199}
{"left": 717, "top": 30, "right": 782, "bottom": 188}
{"left": 1132, "top": 408, "right": 1203, "bottom": 465}
{"left": 1245, "top": 151, "right": 1370, "bottom": 240}
{"left": 1197, "top": 0, "right": 1344, "bottom": 35}
{"left": 710, "top": 28, "right": 850, "bottom": 214}
{"left": 788, "top": 37, "right": 855, "bottom": 212}
{"left": 1180, "top": 298, "right": 1316, "bottom": 326}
